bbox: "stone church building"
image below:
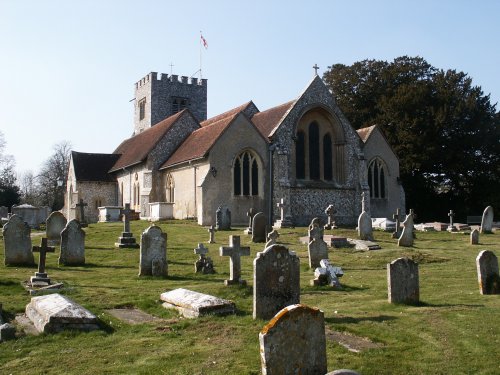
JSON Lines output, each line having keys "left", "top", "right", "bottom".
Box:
{"left": 63, "top": 71, "right": 405, "bottom": 226}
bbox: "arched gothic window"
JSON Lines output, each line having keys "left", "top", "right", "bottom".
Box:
{"left": 368, "top": 158, "right": 387, "bottom": 199}
{"left": 309, "top": 122, "right": 320, "bottom": 180}
{"left": 234, "top": 150, "right": 259, "bottom": 196}
{"left": 323, "top": 134, "right": 333, "bottom": 181}
{"left": 166, "top": 174, "right": 175, "bottom": 203}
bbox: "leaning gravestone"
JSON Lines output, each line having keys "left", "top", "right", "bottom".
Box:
{"left": 160, "top": 288, "right": 235, "bottom": 318}
{"left": 253, "top": 244, "right": 300, "bottom": 320}
{"left": 216, "top": 206, "right": 231, "bottom": 230}
{"left": 259, "top": 304, "right": 327, "bottom": 375}
{"left": 25, "top": 293, "right": 99, "bottom": 333}
{"left": 139, "top": 225, "right": 167, "bottom": 277}
{"left": 398, "top": 213, "right": 415, "bottom": 247}
{"left": 2, "top": 214, "right": 35, "bottom": 266}
{"left": 252, "top": 212, "right": 267, "bottom": 243}
{"left": 46, "top": 211, "right": 67, "bottom": 246}
{"left": 308, "top": 225, "right": 329, "bottom": 268}
{"left": 476, "top": 250, "right": 500, "bottom": 295}
{"left": 480, "top": 206, "right": 494, "bottom": 234}
{"left": 387, "top": 257, "right": 419, "bottom": 304}
{"left": 470, "top": 229, "right": 480, "bottom": 245}
{"left": 59, "top": 219, "right": 85, "bottom": 266}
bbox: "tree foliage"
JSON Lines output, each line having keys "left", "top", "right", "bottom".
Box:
{"left": 0, "top": 131, "right": 21, "bottom": 209}
{"left": 323, "top": 56, "right": 500, "bottom": 220}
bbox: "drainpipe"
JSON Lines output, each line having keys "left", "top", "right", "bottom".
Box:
{"left": 268, "top": 143, "right": 277, "bottom": 226}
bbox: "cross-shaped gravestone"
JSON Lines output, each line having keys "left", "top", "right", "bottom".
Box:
{"left": 324, "top": 204, "right": 337, "bottom": 229}
{"left": 447, "top": 210, "right": 457, "bottom": 232}
{"left": 208, "top": 225, "right": 216, "bottom": 243}
{"left": 313, "top": 63, "right": 320, "bottom": 76}
{"left": 194, "top": 243, "right": 209, "bottom": 258}
{"left": 194, "top": 242, "right": 215, "bottom": 274}
{"left": 31, "top": 237, "right": 55, "bottom": 284}
{"left": 361, "top": 191, "right": 369, "bottom": 213}
{"left": 219, "top": 235, "right": 250, "bottom": 285}
{"left": 121, "top": 203, "right": 133, "bottom": 233}
{"left": 266, "top": 229, "right": 280, "bottom": 247}
{"left": 76, "top": 199, "right": 88, "bottom": 227}
{"left": 392, "top": 208, "right": 401, "bottom": 238}
{"left": 277, "top": 198, "right": 287, "bottom": 222}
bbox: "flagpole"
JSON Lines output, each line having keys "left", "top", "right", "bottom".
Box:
{"left": 199, "top": 31, "right": 203, "bottom": 80}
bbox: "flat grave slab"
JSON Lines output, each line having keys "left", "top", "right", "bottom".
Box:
{"left": 106, "top": 308, "right": 163, "bottom": 325}
{"left": 300, "top": 234, "right": 352, "bottom": 248}
{"left": 347, "top": 238, "right": 381, "bottom": 250}
{"left": 25, "top": 293, "right": 99, "bottom": 333}
{"left": 326, "top": 328, "right": 384, "bottom": 353}
{"left": 160, "top": 288, "right": 235, "bottom": 318}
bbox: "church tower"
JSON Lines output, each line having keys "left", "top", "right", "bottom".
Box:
{"left": 133, "top": 72, "right": 207, "bottom": 135}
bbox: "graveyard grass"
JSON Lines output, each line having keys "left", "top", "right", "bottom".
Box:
{"left": 1, "top": 221, "right": 499, "bottom": 375}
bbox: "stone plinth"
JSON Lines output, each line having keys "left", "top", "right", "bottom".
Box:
{"left": 115, "top": 232, "right": 139, "bottom": 248}
{"left": 148, "top": 202, "right": 174, "bottom": 221}
{"left": 98, "top": 206, "right": 122, "bottom": 222}
{"left": 160, "top": 288, "right": 235, "bottom": 318}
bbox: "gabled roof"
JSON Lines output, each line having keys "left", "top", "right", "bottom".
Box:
{"left": 357, "top": 125, "right": 377, "bottom": 143}
{"left": 251, "top": 100, "right": 296, "bottom": 138}
{"left": 71, "top": 151, "right": 120, "bottom": 182}
{"left": 110, "top": 110, "right": 192, "bottom": 172}
{"left": 161, "top": 111, "right": 240, "bottom": 169}
{"left": 200, "top": 101, "right": 255, "bottom": 127}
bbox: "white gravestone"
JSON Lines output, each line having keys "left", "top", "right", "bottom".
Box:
{"left": 139, "top": 225, "right": 167, "bottom": 277}
{"left": 470, "top": 229, "right": 479, "bottom": 245}
{"left": 160, "top": 288, "right": 235, "bottom": 318}
{"left": 398, "top": 213, "right": 415, "bottom": 247}
{"left": 480, "top": 206, "right": 494, "bottom": 234}
{"left": 219, "top": 235, "right": 250, "bottom": 285}
{"left": 59, "top": 219, "right": 85, "bottom": 266}
{"left": 308, "top": 226, "right": 329, "bottom": 268}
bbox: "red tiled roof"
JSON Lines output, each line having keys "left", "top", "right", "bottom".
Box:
{"left": 251, "top": 100, "right": 295, "bottom": 138}
{"left": 161, "top": 112, "right": 239, "bottom": 168}
{"left": 110, "top": 110, "right": 189, "bottom": 172}
{"left": 357, "top": 125, "right": 377, "bottom": 143}
{"left": 200, "top": 101, "right": 254, "bottom": 127}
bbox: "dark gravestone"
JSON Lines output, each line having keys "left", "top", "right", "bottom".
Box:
{"left": 216, "top": 206, "right": 231, "bottom": 230}
{"left": 252, "top": 212, "right": 267, "bottom": 243}
{"left": 476, "top": 250, "right": 500, "bottom": 295}
{"left": 115, "top": 203, "right": 139, "bottom": 248}
{"left": 31, "top": 238, "right": 56, "bottom": 285}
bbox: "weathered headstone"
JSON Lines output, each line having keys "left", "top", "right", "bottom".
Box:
{"left": 308, "top": 225, "right": 329, "bottom": 268}
{"left": 216, "top": 206, "right": 231, "bottom": 230}
{"left": 45, "top": 211, "right": 67, "bottom": 246}
{"left": 75, "top": 199, "right": 88, "bottom": 227}
{"left": 31, "top": 238, "right": 55, "bottom": 285}
{"left": 139, "top": 225, "right": 167, "bottom": 277}
{"left": 252, "top": 212, "right": 267, "bottom": 243}
{"left": 253, "top": 244, "right": 300, "bottom": 320}
{"left": 265, "top": 229, "right": 279, "bottom": 247}
{"left": 194, "top": 243, "right": 215, "bottom": 274}
{"left": 244, "top": 208, "right": 255, "bottom": 235}
{"left": 308, "top": 217, "right": 323, "bottom": 240}
{"left": 259, "top": 304, "right": 327, "bottom": 375}
{"left": 207, "top": 225, "right": 216, "bottom": 244}
{"left": 2, "top": 214, "right": 35, "bottom": 266}
{"left": 311, "top": 259, "right": 343, "bottom": 288}
{"left": 387, "top": 257, "right": 419, "bottom": 304}
{"left": 115, "top": 203, "right": 139, "bottom": 248}
{"left": 470, "top": 229, "right": 480, "bottom": 245}
{"left": 398, "top": 213, "right": 414, "bottom": 247}
{"left": 324, "top": 204, "right": 337, "bottom": 230}
{"left": 391, "top": 208, "right": 402, "bottom": 238}
{"left": 25, "top": 293, "right": 99, "bottom": 333}
{"left": 59, "top": 219, "right": 85, "bottom": 266}
{"left": 160, "top": 288, "right": 235, "bottom": 318}
{"left": 273, "top": 197, "right": 293, "bottom": 228}
{"left": 219, "top": 235, "right": 250, "bottom": 285}
{"left": 358, "top": 211, "right": 373, "bottom": 241}
{"left": 476, "top": 250, "right": 500, "bottom": 295}
{"left": 480, "top": 206, "right": 494, "bottom": 234}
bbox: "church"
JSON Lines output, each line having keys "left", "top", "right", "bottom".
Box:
{"left": 63, "top": 69, "right": 405, "bottom": 226}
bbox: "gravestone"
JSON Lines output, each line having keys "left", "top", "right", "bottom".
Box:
{"left": 259, "top": 304, "right": 327, "bottom": 375}
{"left": 398, "top": 213, "right": 414, "bottom": 247}
{"left": 252, "top": 212, "right": 267, "bottom": 243}
{"left": 46, "top": 211, "right": 67, "bottom": 246}
{"left": 308, "top": 217, "right": 323, "bottom": 240}
{"left": 447, "top": 210, "right": 457, "bottom": 232}
{"left": 75, "top": 199, "right": 88, "bottom": 227}
{"left": 476, "top": 250, "right": 499, "bottom": 295}
{"left": 273, "top": 197, "right": 293, "bottom": 228}
{"left": 219, "top": 235, "right": 250, "bottom": 285}
{"left": 347, "top": 238, "right": 381, "bottom": 251}
{"left": 470, "top": 229, "right": 479, "bottom": 245}
{"left": 265, "top": 229, "right": 279, "bottom": 247}
{"left": 194, "top": 243, "right": 215, "bottom": 274}
{"left": 160, "top": 288, "right": 235, "bottom": 318}
{"left": 207, "top": 225, "right": 216, "bottom": 243}
{"left": 324, "top": 204, "right": 337, "bottom": 230}
{"left": 358, "top": 211, "right": 373, "bottom": 241}
{"left": 253, "top": 244, "right": 300, "bottom": 320}
{"left": 244, "top": 208, "right": 255, "bottom": 235}
{"left": 59, "top": 219, "right": 85, "bottom": 266}
{"left": 308, "top": 225, "right": 329, "bottom": 268}
{"left": 115, "top": 203, "right": 139, "bottom": 248}
{"left": 216, "top": 206, "right": 231, "bottom": 230}
{"left": 31, "top": 238, "right": 55, "bottom": 285}
{"left": 392, "top": 208, "right": 402, "bottom": 238}
{"left": 0, "top": 206, "right": 8, "bottom": 218}
{"left": 480, "top": 206, "right": 494, "bottom": 234}
{"left": 387, "top": 257, "right": 419, "bottom": 304}
{"left": 311, "top": 259, "right": 344, "bottom": 288}
{"left": 2, "top": 214, "right": 35, "bottom": 266}
{"left": 25, "top": 293, "right": 99, "bottom": 333}
{"left": 139, "top": 225, "right": 167, "bottom": 277}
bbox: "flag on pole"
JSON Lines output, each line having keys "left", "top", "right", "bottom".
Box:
{"left": 200, "top": 34, "right": 208, "bottom": 49}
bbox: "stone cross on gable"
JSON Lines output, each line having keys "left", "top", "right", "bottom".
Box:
{"left": 313, "top": 63, "right": 320, "bottom": 76}
{"left": 207, "top": 225, "right": 216, "bottom": 243}
{"left": 194, "top": 243, "right": 209, "bottom": 258}
{"left": 32, "top": 237, "right": 55, "bottom": 276}
{"left": 76, "top": 199, "right": 87, "bottom": 225}
{"left": 121, "top": 203, "right": 133, "bottom": 233}
{"left": 219, "top": 235, "right": 250, "bottom": 285}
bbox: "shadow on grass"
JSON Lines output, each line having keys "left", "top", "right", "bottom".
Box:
{"left": 414, "top": 301, "right": 485, "bottom": 309}
{"left": 0, "top": 280, "right": 20, "bottom": 286}
{"left": 325, "top": 314, "right": 397, "bottom": 324}
{"left": 87, "top": 246, "right": 116, "bottom": 251}
{"left": 303, "top": 284, "right": 369, "bottom": 294}
{"left": 97, "top": 319, "right": 115, "bottom": 334}
{"left": 168, "top": 260, "right": 192, "bottom": 266}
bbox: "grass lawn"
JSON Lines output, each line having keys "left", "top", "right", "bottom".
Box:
{"left": 0, "top": 220, "right": 499, "bottom": 374}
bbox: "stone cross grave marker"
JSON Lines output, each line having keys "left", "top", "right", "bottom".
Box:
{"left": 476, "top": 250, "right": 499, "bottom": 295}
{"left": 31, "top": 238, "right": 55, "bottom": 284}
{"left": 122, "top": 203, "right": 132, "bottom": 233}
{"left": 311, "top": 259, "right": 344, "bottom": 288}
{"left": 45, "top": 211, "right": 67, "bottom": 246}
{"left": 361, "top": 190, "right": 370, "bottom": 214}
{"left": 207, "top": 225, "right": 216, "bottom": 243}
{"left": 194, "top": 243, "right": 215, "bottom": 274}
{"left": 75, "top": 199, "right": 88, "bottom": 227}
{"left": 470, "top": 229, "right": 479, "bottom": 245}
{"left": 387, "top": 257, "right": 419, "bottom": 304}
{"left": 308, "top": 225, "right": 328, "bottom": 268}
{"left": 244, "top": 208, "right": 255, "bottom": 235}
{"left": 59, "top": 219, "right": 85, "bottom": 266}
{"left": 115, "top": 203, "right": 139, "bottom": 248}
{"left": 480, "top": 206, "right": 494, "bottom": 234}
{"left": 219, "top": 235, "right": 250, "bottom": 285}
{"left": 447, "top": 210, "right": 457, "bottom": 232}
{"left": 392, "top": 208, "right": 401, "bottom": 239}
{"left": 139, "top": 225, "right": 167, "bottom": 277}
{"left": 274, "top": 197, "right": 293, "bottom": 228}
{"left": 252, "top": 212, "right": 267, "bottom": 243}
{"left": 324, "top": 204, "right": 337, "bottom": 230}
{"left": 2, "top": 214, "right": 35, "bottom": 266}
{"left": 259, "top": 304, "right": 327, "bottom": 375}
{"left": 265, "top": 229, "right": 279, "bottom": 247}
{"left": 253, "top": 244, "right": 300, "bottom": 320}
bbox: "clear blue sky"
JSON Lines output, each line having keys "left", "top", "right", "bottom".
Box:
{"left": 1, "top": 0, "right": 499, "bottom": 175}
